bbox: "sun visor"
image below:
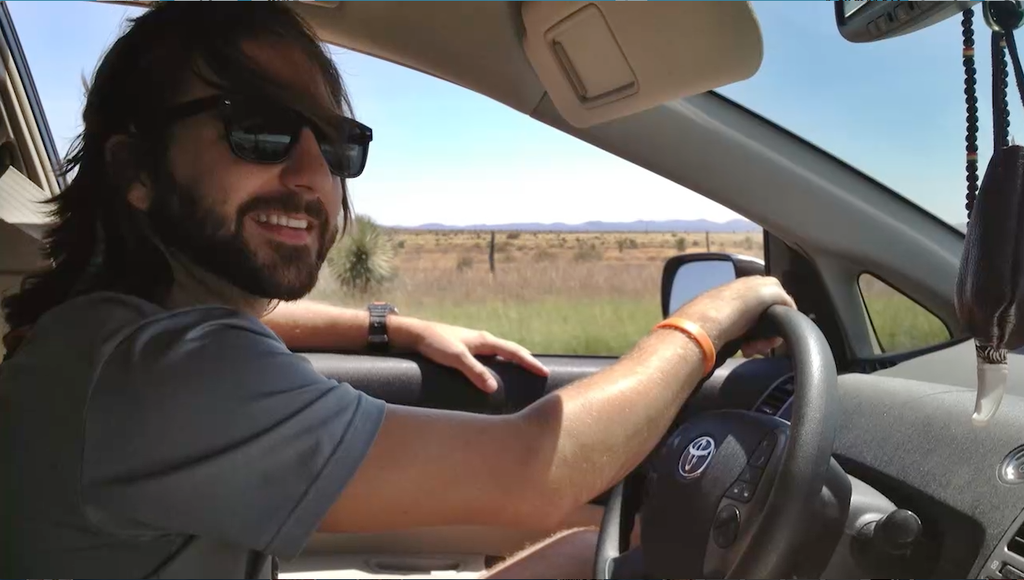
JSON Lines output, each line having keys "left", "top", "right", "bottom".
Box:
{"left": 522, "top": 1, "right": 763, "bottom": 128}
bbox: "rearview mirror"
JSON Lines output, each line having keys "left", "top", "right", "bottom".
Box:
{"left": 835, "top": 1, "right": 978, "bottom": 43}
{"left": 660, "top": 253, "right": 765, "bottom": 318}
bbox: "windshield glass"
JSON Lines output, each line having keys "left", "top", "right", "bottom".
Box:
{"left": 717, "top": 1, "right": 1021, "bottom": 231}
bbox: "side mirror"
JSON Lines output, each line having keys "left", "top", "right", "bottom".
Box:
{"left": 660, "top": 252, "right": 765, "bottom": 318}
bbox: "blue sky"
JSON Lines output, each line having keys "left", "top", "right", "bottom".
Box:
{"left": 8, "top": 1, "right": 998, "bottom": 228}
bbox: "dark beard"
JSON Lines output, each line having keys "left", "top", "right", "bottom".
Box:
{"left": 145, "top": 171, "right": 338, "bottom": 301}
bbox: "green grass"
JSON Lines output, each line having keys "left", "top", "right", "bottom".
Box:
{"left": 862, "top": 294, "right": 952, "bottom": 354}
{"left": 306, "top": 262, "right": 956, "bottom": 358}
{"left": 407, "top": 294, "right": 954, "bottom": 358}
{"left": 859, "top": 273, "right": 953, "bottom": 354}
{"left": 307, "top": 293, "right": 954, "bottom": 359}
{"left": 401, "top": 297, "right": 662, "bottom": 356}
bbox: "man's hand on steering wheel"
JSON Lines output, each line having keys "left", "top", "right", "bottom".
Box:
{"left": 674, "top": 275, "right": 796, "bottom": 351}
{"left": 596, "top": 277, "right": 843, "bottom": 580}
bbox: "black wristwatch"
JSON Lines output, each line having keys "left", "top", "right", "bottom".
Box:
{"left": 367, "top": 302, "right": 398, "bottom": 352}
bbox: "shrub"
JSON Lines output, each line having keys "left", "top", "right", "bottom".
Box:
{"left": 326, "top": 214, "right": 395, "bottom": 295}
{"left": 573, "top": 241, "right": 602, "bottom": 262}
{"left": 675, "top": 237, "right": 688, "bottom": 251}
{"left": 456, "top": 255, "right": 474, "bottom": 272}
{"left": 506, "top": 231, "right": 521, "bottom": 240}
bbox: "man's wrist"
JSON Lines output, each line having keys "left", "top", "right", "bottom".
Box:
{"left": 383, "top": 315, "right": 421, "bottom": 352}
{"left": 675, "top": 302, "right": 736, "bottom": 352}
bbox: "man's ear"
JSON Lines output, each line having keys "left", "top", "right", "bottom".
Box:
{"left": 105, "top": 134, "right": 153, "bottom": 211}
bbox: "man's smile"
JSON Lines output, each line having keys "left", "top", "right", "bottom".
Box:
{"left": 250, "top": 212, "right": 315, "bottom": 245}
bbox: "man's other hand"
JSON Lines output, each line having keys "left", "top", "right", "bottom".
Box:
{"left": 393, "top": 319, "right": 550, "bottom": 393}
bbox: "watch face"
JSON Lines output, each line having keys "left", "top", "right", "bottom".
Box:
{"left": 369, "top": 302, "right": 397, "bottom": 316}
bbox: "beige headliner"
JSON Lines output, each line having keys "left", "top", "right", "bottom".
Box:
{"left": 292, "top": 2, "right": 761, "bottom": 127}
{"left": 103, "top": 1, "right": 761, "bottom": 127}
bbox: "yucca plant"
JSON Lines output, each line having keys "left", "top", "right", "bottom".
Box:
{"left": 326, "top": 214, "right": 395, "bottom": 296}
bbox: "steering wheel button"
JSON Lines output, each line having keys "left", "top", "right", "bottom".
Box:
{"left": 738, "top": 465, "right": 763, "bottom": 483}
{"left": 749, "top": 434, "right": 777, "bottom": 468}
{"left": 712, "top": 505, "right": 741, "bottom": 548}
{"left": 725, "top": 480, "right": 755, "bottom": 503}
{"left": 749, "top": 444, "right": 771, "bottom": 468}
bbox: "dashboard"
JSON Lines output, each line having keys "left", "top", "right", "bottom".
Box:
{"left": 303, "top": 338, "right": 1024, "bottom": 579}
{"left": 687, "top": 348, "right": 1024, "bottom": 579}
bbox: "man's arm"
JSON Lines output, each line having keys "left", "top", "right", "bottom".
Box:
{"left": 320, "top": 276, "right": 793, "bottom": 533}
{"left": 322, "top": 328, "right": 703, "bottom": 533}
{"left": 262, "top": 300, "right": 548, "bottom": 392}
{"left": 264, "top": 299, "right": 476, "bottom": 353}
{"left": 261, "top": 300, "right": 376, "bottom": 352}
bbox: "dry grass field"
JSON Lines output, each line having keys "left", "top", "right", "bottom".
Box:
{"left": 309, "top": 228, "right": 950, "bottom": 356}
{"left": 313, "top": 229, "right": 737, "bottom": 356}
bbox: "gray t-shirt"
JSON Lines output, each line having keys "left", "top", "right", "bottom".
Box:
{"left": 0, "top": 292, "right": 387, "bottom": 578}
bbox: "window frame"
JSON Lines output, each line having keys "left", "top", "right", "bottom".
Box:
{"left": 0, "top": 2, "right": 64, "bottom": 190}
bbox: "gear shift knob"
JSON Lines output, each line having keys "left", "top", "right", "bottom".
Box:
{"left": 873, "top": 508, "right": 922, "bottom": 555}
{"left": 855, "top": 507, "right": 922, "bottom": 558}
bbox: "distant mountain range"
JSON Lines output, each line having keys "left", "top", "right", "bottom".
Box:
{"left": 394, "top": 218, "right": 761, "bottom": 233}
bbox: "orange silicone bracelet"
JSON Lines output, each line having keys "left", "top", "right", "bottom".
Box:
{"left": 654, "top": 317, "right": 716, "bottom": 376}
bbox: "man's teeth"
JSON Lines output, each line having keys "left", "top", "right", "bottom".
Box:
{"left": 256, "top": 213, "right": 309, "bottom": 229}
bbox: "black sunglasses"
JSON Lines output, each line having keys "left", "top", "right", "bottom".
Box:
{"left": 156, "top": 94, "right": 373, "bottom": 179}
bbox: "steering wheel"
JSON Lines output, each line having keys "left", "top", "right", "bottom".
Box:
{"left": 594, "top": 305, "right": 840, "bottom": 579}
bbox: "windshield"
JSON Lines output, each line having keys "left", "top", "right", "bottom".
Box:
{"left": 717, "top": 1, "right": 1019, "bottom": 231}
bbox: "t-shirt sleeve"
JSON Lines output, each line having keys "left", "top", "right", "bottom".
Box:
{"left": 80, "top": 306, "right": 387, "bottom": 560}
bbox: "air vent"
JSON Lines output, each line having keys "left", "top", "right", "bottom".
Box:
{"left": 754, "top": 374, "right": 795, "bottom": 416}
{"left": 1008, "top": 521, "right": 1024, "bottom": 558}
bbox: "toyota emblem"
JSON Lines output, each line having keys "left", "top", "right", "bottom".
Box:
{"left": 679, "top": 436, "right": 716, "bottom": 479}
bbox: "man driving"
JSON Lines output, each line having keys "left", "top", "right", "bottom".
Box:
{"left": 0, "top": 3, "right": 794, "bottom": 578}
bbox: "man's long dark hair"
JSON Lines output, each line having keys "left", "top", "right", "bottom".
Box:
{"left": 1, "top": 2, "right": 353, "bottom": 355}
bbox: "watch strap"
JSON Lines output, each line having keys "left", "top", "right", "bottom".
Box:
{"left": 367, "top": 302, "right": 397, "bottom": 352}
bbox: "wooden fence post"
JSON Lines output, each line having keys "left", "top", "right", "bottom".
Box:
{"left": 489, "top": 231, "right": 496, "bottom": 276}
{"left": 705, "top": 231, "right": 710, "bottom": 252}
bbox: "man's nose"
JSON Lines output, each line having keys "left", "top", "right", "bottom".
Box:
{"left": 280, "top": 127, "right": 335, "bottom": 195}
